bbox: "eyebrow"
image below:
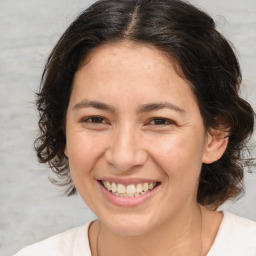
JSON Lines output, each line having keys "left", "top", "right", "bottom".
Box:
{"left": 72, "top": 100, "right": 185, "bottom": 114}
{"left": 72, "top": 100, "right": 115, "bottom": 112}
{"left": 137, "top": 102, "right": 185, "bottom": 114}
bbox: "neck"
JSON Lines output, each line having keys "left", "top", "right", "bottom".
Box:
{"left": 93, "top": 204, "right": 203, "bottom": 256}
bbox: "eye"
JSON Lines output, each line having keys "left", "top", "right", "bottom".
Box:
{"left": 147, "top": 118, "right": 174, "bottom": 126}
{"left": 82, "top": 116, "right": 108, "bottom": 124}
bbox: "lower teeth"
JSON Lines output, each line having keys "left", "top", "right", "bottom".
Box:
{"left": 112, "top": 191, "right": 147, "bottom": 197}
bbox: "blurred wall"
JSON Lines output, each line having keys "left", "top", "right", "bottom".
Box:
{"left": 0, "top": 0, "right": 255, "bottom": 255}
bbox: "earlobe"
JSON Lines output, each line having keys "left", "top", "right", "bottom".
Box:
{"left": 64, "top": 145, "right": 69, "bottom": 157}
{"left": 202, "top": 129, "right": 229, "bottom": 164}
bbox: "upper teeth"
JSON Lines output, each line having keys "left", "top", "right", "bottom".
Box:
{"left": 102, "top": 181, "right": 157, "bottom": 196}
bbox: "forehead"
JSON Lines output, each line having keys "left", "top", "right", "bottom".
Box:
{"left": 75, "top": 41, "right": 189, "bottom": 90}
{"left": 71, "top": 41, "right": 198, "bottom": 112}
{"left": 82, "top": 41, "right": 181, "bottom": 76}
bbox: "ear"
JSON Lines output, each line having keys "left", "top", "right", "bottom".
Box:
{"left": 202, "top": 128, "right": 229, "bottom": 164}
{"left": 64, "top": 145, "right": 69, "bottom": 158}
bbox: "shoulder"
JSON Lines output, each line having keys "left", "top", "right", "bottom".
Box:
{"left": 13, "top": 222, "right": 92, "bottom": 256}
{"left": 208, "top": 211, "right": 256, "bottom": 255}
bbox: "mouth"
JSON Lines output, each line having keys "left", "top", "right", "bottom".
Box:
{"left": 98, "top": 180, "right": 161, "bottom": 198}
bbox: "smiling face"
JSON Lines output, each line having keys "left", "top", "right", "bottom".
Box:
{"left": 65, "top": 42, "right": 213, "bottom": 236}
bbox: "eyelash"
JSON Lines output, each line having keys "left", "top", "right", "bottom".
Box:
{"left": 146, "top": 118, "right": 174, "bottom": 126}
{"left": 81, "top": 116, "right": 174, "bottom": 127}
{"left": 82, "top": 116, "right": 108, "bottom": 124}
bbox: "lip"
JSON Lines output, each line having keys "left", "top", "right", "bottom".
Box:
{"left": 97, "top": 179, "right": 161, "bottom": 207}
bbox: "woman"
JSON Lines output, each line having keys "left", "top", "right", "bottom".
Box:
{"left": 14, "top": 0, "right": 256, "bottom": 255}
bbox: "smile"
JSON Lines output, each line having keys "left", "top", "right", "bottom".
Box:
{"left": 100, "top": 181, "right": 159, "bottom": 198}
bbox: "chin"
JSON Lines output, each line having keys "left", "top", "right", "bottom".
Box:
{"left": 101, "top": 215, "right": 153, "bottom": 236}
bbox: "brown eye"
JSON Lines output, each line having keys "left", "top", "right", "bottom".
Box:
{"left": 148, "top": 118, "right": 174, "bottom": 125}
{"left": 83, "top": 116, "right": 107, "bottom": 124}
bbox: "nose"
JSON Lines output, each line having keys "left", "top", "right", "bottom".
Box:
{"left": 104, "top": 125, "right": 147, "bottom": 172}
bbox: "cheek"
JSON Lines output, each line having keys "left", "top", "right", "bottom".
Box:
{"left": 67, "top": 132, "right": 106, "bottom": 175}
{"left": 147, "top": 132, "right": 204, "bottom": 180}
{"left": 66, "top": 134, "right": 105, "bottom": 205}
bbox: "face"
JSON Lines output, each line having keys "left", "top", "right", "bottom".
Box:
{"left": 65, "top": 42, "right": 211, "bottom": 236}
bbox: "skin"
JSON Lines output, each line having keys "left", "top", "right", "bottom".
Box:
{"left": 65, "top": 41, "right": 227, "bottom": 255}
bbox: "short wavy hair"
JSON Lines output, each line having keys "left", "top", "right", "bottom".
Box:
{"left": 35, "top": 0, "right": 255, "bottom": 209}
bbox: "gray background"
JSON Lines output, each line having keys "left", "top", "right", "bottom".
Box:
{"left": 0, "top": 0, "right": 255, "bottom": 255}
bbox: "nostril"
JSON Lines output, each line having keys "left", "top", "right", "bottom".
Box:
{"left": 104, "top": 141, "right": 148, "bottom": 171}
{"left": 105, "top": 149, "right": 143, "bottom": 172}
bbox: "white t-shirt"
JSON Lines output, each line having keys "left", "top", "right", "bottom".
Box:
{"left": 13, "top": 211, "right": 256, "bottom": 256}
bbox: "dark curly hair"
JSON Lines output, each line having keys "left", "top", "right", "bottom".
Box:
{"left": 35, "top": 0, "right": 255, "bottom": 209}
